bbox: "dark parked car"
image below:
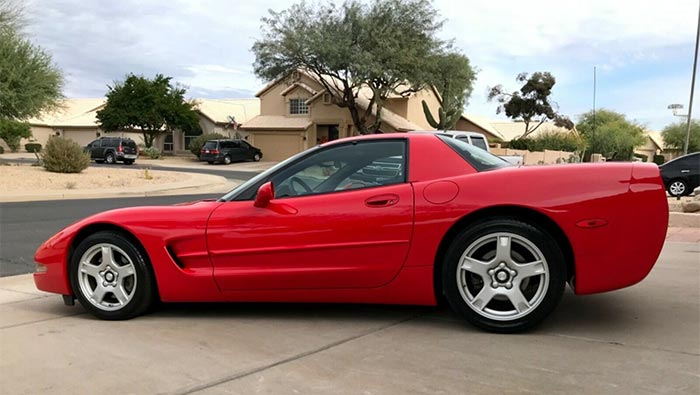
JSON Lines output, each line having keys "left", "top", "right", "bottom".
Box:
{"left": 659, "top": 152, "right": 700, "bottom": 196}
{"left": 86, "top": 137, "right": 138, "bottom": 165}
{"left": 200, "top": 139, "right": 262, "bottom": 164}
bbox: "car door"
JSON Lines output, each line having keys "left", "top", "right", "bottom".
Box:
{"left": 88, "top": 139, "right": 101, "bottom": 159}
{"left": 682, "top": 153, "right": 700, "bottom": 188}
{"left": 206, "top": 139, "right": 414, "bottom": 291}
{"left": 227, "top": 140, "right": 246, "bottom": 161}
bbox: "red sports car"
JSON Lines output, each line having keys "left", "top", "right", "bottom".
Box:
{"left": 34, "top": 133, "right": 668, "bottom": 332}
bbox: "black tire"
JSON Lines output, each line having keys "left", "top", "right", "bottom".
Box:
{"left": 95, "top": 160, "right": 104, "bottom": 164}
{"left": 442, "top": 218, "right": 565, "bottom": 333}
{"left": 105, "top": 152, "right": 115, "bottom": 164}
{"left": 207, "top": 161, "right": 214, "bottom": 164}
{"left": 223, "top": 155, "right": 232, "bottom": 165}
{"left": 667, "top": 179, "right": 688, "bottom": 197}
{"left": 69, "top": 231, "right": 156, "bottom": 320}
{"left": 123, "top": 160, "right": 134, "bottom": 165}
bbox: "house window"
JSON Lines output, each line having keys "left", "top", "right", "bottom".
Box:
{"left": 290, "top": 98, "right": 309, "bottom": 115}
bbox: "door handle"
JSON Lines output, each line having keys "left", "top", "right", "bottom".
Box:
{"left": 681, "top": 169, "right": 690, "bottom": 173}
{"left": 365, "top": 194, "right": 399, "bottom": 207}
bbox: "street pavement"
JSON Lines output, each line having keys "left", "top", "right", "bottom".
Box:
{"left": 0, "top": 194, "right": 225, "bottom": 277}
{"left": 0, "top": 241, "right": 697, "bottom": 394}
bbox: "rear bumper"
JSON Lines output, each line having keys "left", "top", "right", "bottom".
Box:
{"left": 572, "top": 163, "right": 668, "bottom": 294}
{"left": 200, "top": 154, "right": 223, "bottom": 162}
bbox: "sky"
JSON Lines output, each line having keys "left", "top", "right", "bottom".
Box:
{"left": 21, "top": 0, "right": 700, "bottom": 131}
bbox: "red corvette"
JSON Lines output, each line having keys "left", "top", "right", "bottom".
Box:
{"left": 34, "top": 133, "right": 668, "bottom": 332}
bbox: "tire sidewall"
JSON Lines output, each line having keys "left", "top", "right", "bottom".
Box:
{"left": 69, "top": 232, "right": 154, "bottom": 320}
{"left": 105, "top": 153, "right": 115, "bottom": 164}
{"left": 442, "top": 218, "right": 565, "bottom": 333}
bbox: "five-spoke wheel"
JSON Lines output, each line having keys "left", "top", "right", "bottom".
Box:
{"left": 443, "top": 218, "right": 565, "bottom": 332}
{"left": 70, "top": 231, "right": 155, "bottom": 320}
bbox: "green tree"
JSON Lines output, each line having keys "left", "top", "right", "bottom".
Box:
{"left": 253, "top": 0, "right": 472, "bottom": 134}
{"left": 577, "top": 109, "right": 646, "bottom": 161}
{"left": 0, "top": 118, "right": 30, "bottom": 152}
{"left": 96, "top": 74, "right": 201, "bottom": 148}
{"left": 662, "top": 120, "right": 700, "bottom": 153}
{"left": 0, "top": 0, "right": 63, "bottom": 141}
{"left": 422, "top": 53, "right": 476, "bottom": 130}
{"left": 488, "top": 72, "right": 573, "bottom": 139}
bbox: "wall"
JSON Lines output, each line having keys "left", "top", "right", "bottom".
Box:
{"left": 491, "top": 147, "right": 577, "bottom": 165}
{"left": 405, "top": 88, "right": 441, "bottom": 130}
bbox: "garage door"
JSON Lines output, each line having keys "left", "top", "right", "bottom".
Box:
{"left": 252, "top": 133, "right": 304, "bottom": 161}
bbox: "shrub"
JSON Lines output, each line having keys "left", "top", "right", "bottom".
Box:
{"left": 0, "top": 146, "right": 4, "bottom": 154}
{"left": 653, "top": 154, "right": 665, "bottom": 165}
{"left": 25, "top": 143, "right": 42, "bottom": 153}
{"left": 0, "top": 119, "right": 32, "bottom": 152}
{"left": 42, "top": 136, "right": 90, "bottom": 173}
{"left": 143, "top": 146, "right": 161, "bottom": 159}
{"left": 189, "top": 133, "right": 228, "bottom": 158}
{"left": 508, "top": 132, "right": 585, "bottom": 152}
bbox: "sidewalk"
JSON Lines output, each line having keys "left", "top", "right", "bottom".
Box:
{"left": 0, "top": 151, "right": 279, "bottom": 173}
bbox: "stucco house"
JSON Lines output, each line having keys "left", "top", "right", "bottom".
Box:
{"left": 8, "top": 98, "right": 260, "bottom": 153}
{"left": 240, "top": 70, "right": 446, "bottom": 160}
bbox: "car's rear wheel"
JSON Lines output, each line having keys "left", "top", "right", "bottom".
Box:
{"left": 223, "top": 155, "right": 232, "bottom": 165}
{"left": 123, "top": 160, "right": 134, "bottom": 165}
{"left": 442, "top": 218, "right": 565, "bottom": 333}
{"left": 105, "top": 152, "right": 115, "bottom": 164}
{"left": 69, "top": 231, "right": 155, "bottom": 320}
{"left": 207, "top": 161, "right": 214, "bottom": 164}
{"left": 668, "top": 179, "right": 688, "bottom": 197}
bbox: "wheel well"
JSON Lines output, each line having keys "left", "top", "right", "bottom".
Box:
{"left": 432, "top": 206, "right": 575, "bottom": 303}
{"left": 68, "top": 223, "right": 160, "bottom": 300}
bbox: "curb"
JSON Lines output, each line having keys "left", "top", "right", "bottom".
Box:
{"left": 0, "top": 174, "right": 239, "bottom": 203}
{"left": 668, "top": 212, "right": 700, "bottom": 228}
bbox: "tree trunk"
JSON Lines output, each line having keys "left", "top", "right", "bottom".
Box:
{"left": 142, "top": 131, "right": 155, "bottom": 148}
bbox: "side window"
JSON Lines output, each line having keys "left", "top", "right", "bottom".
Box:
{"left": 240, "top": 141, "right": 251, "bottom": 149}
{"left": 470, "top": 136, "right": 488, "bottom": 151}
{"left": 220, "top": 141, "right": 231, "bottom": 149}
{"left": 271, "top": 140, "right": 406, "bottom": 198}
{"left": 89, "top": 140, "right": 100, "bottom": 147}
{"left": 231, "top": 140, "right": 241, "bottom": 148}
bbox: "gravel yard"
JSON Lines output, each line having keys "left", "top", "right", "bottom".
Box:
{"left": 0, "top": 164, "right": 190, "bottom": 193}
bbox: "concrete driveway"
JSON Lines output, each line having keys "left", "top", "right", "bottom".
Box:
{"left": 0, "top": 242, "right": 697, "bottom": 394}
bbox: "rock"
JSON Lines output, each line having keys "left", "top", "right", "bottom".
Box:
{"left": 681, "top": 201, "right": 700, "bottom": 213}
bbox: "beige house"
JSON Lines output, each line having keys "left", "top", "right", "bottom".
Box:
{"left": 7, "top": 98, "right": 260, "bottom": 154}
{"left": 635, "top": 131, "right": 669, "bottom": 162}
{"left": 241, "top": 70, "right": 444, "bottom": 160}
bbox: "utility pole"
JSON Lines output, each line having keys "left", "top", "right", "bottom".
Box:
{"left": 593, "top": 66, "right": 597, "bottom": 139}
{"left": 684, "top": 2, "right": 700, "bottom": 155}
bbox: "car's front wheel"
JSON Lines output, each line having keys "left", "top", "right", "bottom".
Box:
{"left": 442, "top": 218, "right": 565, "bottom": 333}
{"left": 69, "top": 231, "right": 156, "bottom": 320}
{"left": 668, "top": 179, "right": 688, "bottom": 197}
{"left": 253, "top": 153, "right": 262, "bottom": 162}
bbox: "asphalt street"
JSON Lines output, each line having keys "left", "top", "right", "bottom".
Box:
{"left": 0, "top": 194, "right": 224, "bottom": 276}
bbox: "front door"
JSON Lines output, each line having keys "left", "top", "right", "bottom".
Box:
{"left": 206, "top": 139, "right": 414, "bottom": 291}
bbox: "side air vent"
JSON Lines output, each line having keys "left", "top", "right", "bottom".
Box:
{"left": 166, "top": 246, "right": 186, "bottom": 269}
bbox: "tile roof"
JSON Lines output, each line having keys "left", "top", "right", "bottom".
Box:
{"left": 243, "top": 115, "right": 313, "bottom": 130}
{"left": 194, "top": 98, "right": 260, "bottom": 124}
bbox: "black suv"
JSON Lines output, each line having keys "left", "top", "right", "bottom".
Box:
{"left": 659, "top": 152, "right": 700, "bottom": 196}
{"left": 200, "top": 139, "right": 262, "bottom": 164}
{"left": 86, "top": 137, "right": 139, "bottom": 164}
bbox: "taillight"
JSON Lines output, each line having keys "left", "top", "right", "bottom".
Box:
{"left": 211, "top": 149, "right": 220, "bottom": 154}
{"left": 118, "top": 145, "right": 123, "bottom": 152}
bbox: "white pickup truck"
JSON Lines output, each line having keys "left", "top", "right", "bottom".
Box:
{"left": 417, "top": 130, "right": 524, "bottom": 166}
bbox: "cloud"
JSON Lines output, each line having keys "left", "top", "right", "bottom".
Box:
{"left": 20, "top": 0, "right": 700, "bottom": 130}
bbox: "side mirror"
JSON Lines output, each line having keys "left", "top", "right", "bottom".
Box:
{"left": 254, "top": 182, "right": 274, "bottom": 208}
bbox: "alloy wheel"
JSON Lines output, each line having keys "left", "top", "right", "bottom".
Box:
{"left": 77, "top": 243, "right": 137, "bottom": 311}
{"left": 669, "top": 181, "right": 686, "bottom": 196}
{"left": 456, "top": 232, "right": 549, "bottom": 321}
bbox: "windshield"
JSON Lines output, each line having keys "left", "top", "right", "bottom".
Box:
{"left": 437, "top": 135, "right": 511, "bottom": 171}
{"left": 219, "top": 146, "right": 321, "bottom": 201}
